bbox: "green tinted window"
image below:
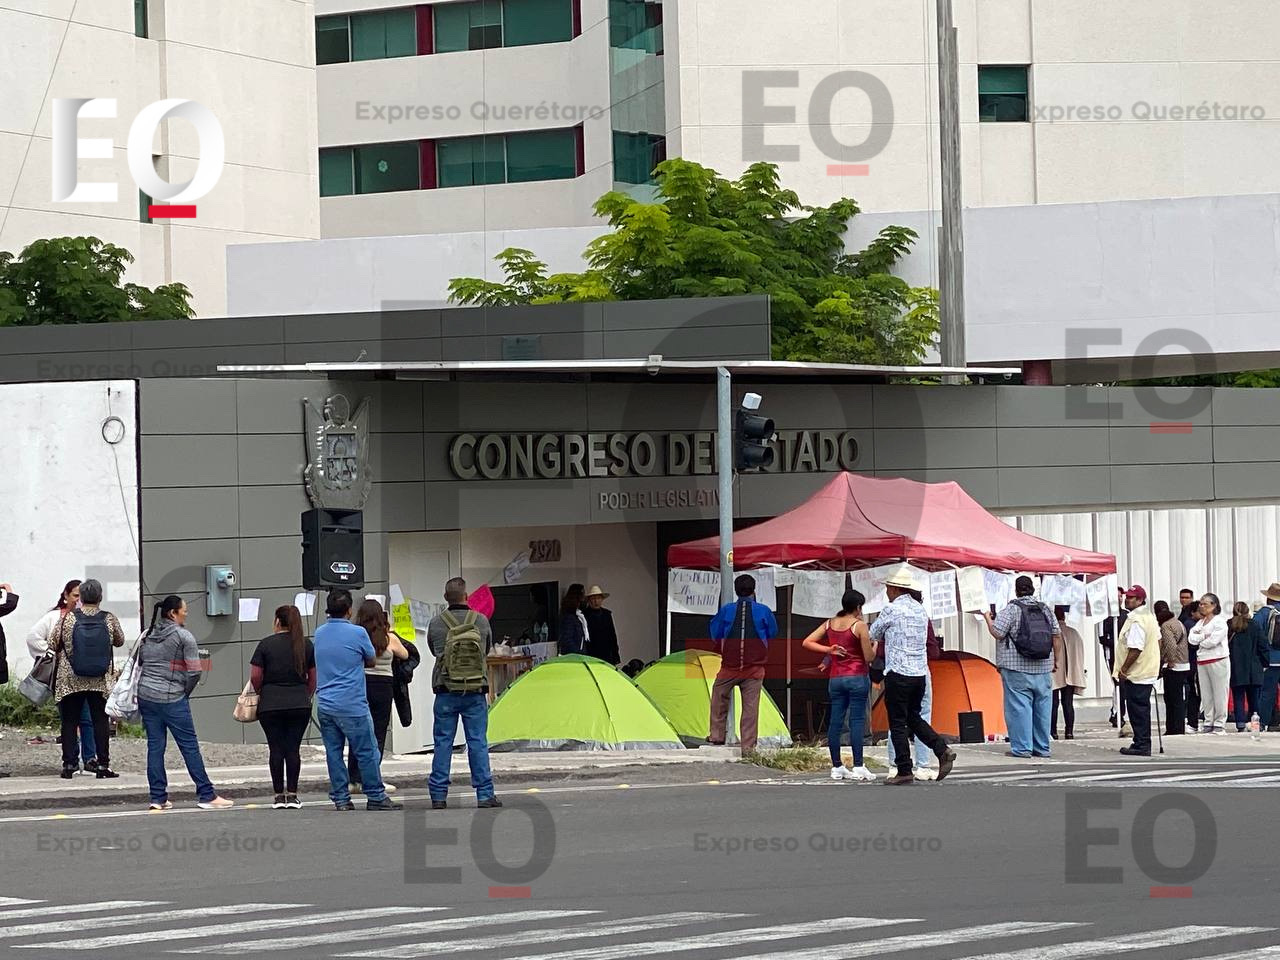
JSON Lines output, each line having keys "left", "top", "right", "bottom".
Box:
{"left": 134, "top": 0, "right": 148, "bottom": 38}
{"left": 351, "top": 8, "right": 417, "bottom": 61}
{"left": 319, "top": 148, "right": 355, "bottom": 197}
{"left": 505, "top": 0, "right": 573, "bottom": 47}
{"left": 506, "top": 129, "right": 576, "bottom": 183}
{"left": 139, "top": 189, "right": 152, "bottom": 223}
{"left": 610, "top": 0, "right": 662, "bottom": 53}
{"left": 434, "top": 1, "right": 502, "bottom": 52}
{"left": 316, "top": 16, "right": 350, "bottom": 64}
{"left": 437, "top": 136, "right": 506, "bottom": 187}
{"left": 613, "top": 131, "right": 664, "bottom": 184}
{"left": 354, "top": 141, "right": 421, "bottom": 194}
{"left": 978, "top": 65, "right": 1029, "bottom": 122}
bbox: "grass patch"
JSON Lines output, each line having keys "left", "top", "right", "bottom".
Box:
{"left": 740, "top": 747, "right": 831, "bottom": 773}
{"left": 0, "top": 684, "right": 60, "bottom": 730}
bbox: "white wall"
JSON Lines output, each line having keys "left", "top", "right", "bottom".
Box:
{"left": 1, "top": 380, "right": 141, "bottom": 680}
{"left": 0, "top": 0, "right": 320, "bottom": 317}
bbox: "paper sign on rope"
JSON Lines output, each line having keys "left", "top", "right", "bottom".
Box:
{"left": 956, "top": 566, "right": 987, "bottom": 613}
{"left": 667, "top": 568, "right": 722, "bottom": 617}
{"left": 929, "top": 569, "right": 959, "bottom": 619}
{"left": 791, "top": 569, "right": 846, "bottom": 618}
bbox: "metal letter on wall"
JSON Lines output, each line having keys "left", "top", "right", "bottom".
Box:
{"left": 304, "top": 394, "right": 373, "bottom": 509}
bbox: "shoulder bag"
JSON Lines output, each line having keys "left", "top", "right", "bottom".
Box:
{"left": 17, "top": 613, "right": 67, "bottom": 706}
{"left": 233, "top": 680, "right": 259, "bottom": 723}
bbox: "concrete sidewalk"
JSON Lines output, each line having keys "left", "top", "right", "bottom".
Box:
{"left": 0, "top": 746, "right": 745, "bottom": 810}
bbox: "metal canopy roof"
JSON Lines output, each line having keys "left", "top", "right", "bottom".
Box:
{"left": 216, "top": 358, "right": 1021, "bottom": 378}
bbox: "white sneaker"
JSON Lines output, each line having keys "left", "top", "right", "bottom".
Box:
{"left": 198, "top": 796, "right": 235, "bottom": 810}
{"left": 849, "top": 765, "right": 877, "bottom": 782}
{"left": 147, "top": 801, "right": 173, "bottom": 813}
{"left": 830, "top": 766, "right": 848, "bottom": 781}
{"left": 384, "top": 783, "right": 397, "bottom": 794}
{"left": 914, "top": 766, "right": 938, "bottom": 781}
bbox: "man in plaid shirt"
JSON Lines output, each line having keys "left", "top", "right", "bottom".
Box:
{"left": 982, "top": 576, "right": 1060, "bottom": 759}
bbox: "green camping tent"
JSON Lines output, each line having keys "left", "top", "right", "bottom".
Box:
{"left": 488, "top": 654, "right": 686, "bottom": 751}
{"left": 634, "top": 650, "right": 793, "bottom": 749}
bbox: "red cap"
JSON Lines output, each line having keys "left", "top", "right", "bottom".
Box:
{"left": 1124, "top": 585, "right": 1147, "bottom": 601}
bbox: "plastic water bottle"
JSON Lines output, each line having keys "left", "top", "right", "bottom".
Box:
{"left": 1250, "top": 712, "right": 1261, "bottom": 737}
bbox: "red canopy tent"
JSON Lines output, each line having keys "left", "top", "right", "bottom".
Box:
{"left": 667, "top": 472, "right": 1116, "bottom": 574}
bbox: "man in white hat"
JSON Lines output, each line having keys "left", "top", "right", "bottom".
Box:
{"left": 582, "top": 586, "right": 620, "bottom": 666}
{"left": 869, "top": 566, "right": 956, "bottom": 785}
{"left": 1252, "top": 582, "right": 1280, "bottom": 731}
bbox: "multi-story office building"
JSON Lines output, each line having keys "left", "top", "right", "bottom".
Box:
{"left": 2, "top": 0, "right": 321, "bottom": 315}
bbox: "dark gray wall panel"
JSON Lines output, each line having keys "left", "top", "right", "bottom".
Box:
{"left": 236, "top": 434, "right": 307, "bottom": 486}
{"left": 997, "top": 386, "right": 1112, "bottom": 427}
{"left": 874, "top": 427, "right": 996, "bottom": 471}
{"left": 1110, "top": 463, "right": 1215, "bottom": 504}
{"left": 239, "top": 537, "right": 307, "bottom": 592}
{"left": 189, "top": 694, "right": 244, "bottom": 746}
{"left": 284, "top": 338, "right": 444, "bottom": 364}
{"left": 141, "top": 379, "right": 239, "bottom": 435}
{"left": 141, "top": 539, "right": 242, "bottom": 596}
{"left": 143, "top": 487, "right": 240, "bottom": 542}
{"left": 871, "top": 385, "right": 998, "bottom": 428}
{"left": 141, "top": 435, "right": 240, "bottom": 487}
{"left": 996, "top": 427, "right": 1110, "bottom": 468}
{"left": 1107, "top": 426, "right": 1208, "bottom": 465}
{"left": 587, "top": 383, "right": 718, "bottom": 432}
{"left": 239, "top": 485, "right": 311, "bottom": 538}
{"left": 1105, "top": 386, "right": 1214, "bottom": 427}
{"left": 1213, "top": 426, "right": 1277, "bottom": 464}
{"left": 997, "top": 466, "right": 1111, "bottom": 509}
{"left": 364, "top": 482, "right": 428, "bottom": 532}
{"left": 873, "top": 468, "right": 1001, "bottom": 507}
{"left": 1212, "top": 389, "right": 1280, "bottom": 426}
{"left": 1214, "top": 462, "right": 1280, "bottom": 501}
{"left": 735, "top": 472, "right": 840, "bottom": 519}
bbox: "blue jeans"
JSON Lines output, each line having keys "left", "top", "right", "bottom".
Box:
{"left": 828, "top": 674, "right": 871, "bottom": 766}
{"left": 1261, "top": 666, "right": 1280, "bottom": 727}
{"left": 319, "top": 710, "right": 386, "bottom": 806}
{"left": 138, "top": 697, "right": 215, "bottom": 804}
{"left": 886, "top": 669, "right": 933, "bottom": 769}
{"left": 429, "top": 692, "right": 494, "bottom": 801}
{"left": 78, "top": 701, "right": 96, "bottom": 764}
{"left": 1001, "top": 668, "right": 1053, "bottom": 757}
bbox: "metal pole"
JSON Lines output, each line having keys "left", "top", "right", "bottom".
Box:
{"left": 936, "top": 0, "right": 966, "bottom": 378}
{"left": 717, "top": 367, "right": 734, "bottom": 606}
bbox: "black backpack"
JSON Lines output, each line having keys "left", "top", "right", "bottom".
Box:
{"left": 69, "top": 612, "right": 113, "bottom": 677}
{"left": 1011, "top": 600, "right": 1054, "bottom": 660}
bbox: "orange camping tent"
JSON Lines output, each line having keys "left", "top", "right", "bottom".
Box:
{"left": 871, "top": 651, "right": 1006, "bottom": 738}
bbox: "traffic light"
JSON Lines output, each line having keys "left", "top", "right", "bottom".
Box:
{"left": 735, "top": 394, "right": 775, "bottom": 471}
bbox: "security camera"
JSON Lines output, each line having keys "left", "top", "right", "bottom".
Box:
{"left": 646, "top": 354, "right": 663, "bottom": 376}
{"left": 742, "top": 392, "right": 763, "bottom": 410}
{"left": 217, "top": 569, "right": 236, "bottom": 589}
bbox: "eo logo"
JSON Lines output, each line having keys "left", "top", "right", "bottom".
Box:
{"left": 52, "top": 98, "right": 225, "bottom": 219}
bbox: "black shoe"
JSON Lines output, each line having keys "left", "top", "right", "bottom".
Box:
{"left": 883, "top": 773, "right": 914, "bottom": 786}
{"left": 1109, "top": 713, "right": 1118, "bottom": 727}
{"left": 272, "top": 794, "right": 287, "bottom": 810}
{"left": 60, "top": 765, "right": 76, "bottom": 780}
{"left": 285, "top": 794, "right": 302, "bottom": 809}
{"left": 1065, "top": 733, "right": 1074, "bottom": 740}
{"left": 477, "top": 796, "right": 503, "bottom": 809}
{"left": 82, "top": 759, "right": 99, "bottom": 774}
{"left": 935, "top": 749, "right": 957, "bottom": 781}
{"left": 1119, "top": 746, "right": 1151, "bottom": 757}
{"left": 431, "top": 800, "right": 447, "bottom": 810}
{"left": 0, "top": 770, "right": 10, "bottom": 779}
{"left": 366, "top": 797, "right": 403, "bottom": 812}
{"left": 1269, "top": 724, "right": 1280, "bottom": 733}
{"left": 335, "top": 801, "right": 356, "bottom": 811}
{"left": 95, "top": 768, "right": 120, "bottom": 779}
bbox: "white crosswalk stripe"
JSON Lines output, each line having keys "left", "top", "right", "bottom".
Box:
{"left": 952, "top": 925, "right": 1271, "bottom": 960}
{"left": 1135, "top": 767, "right": 1280, "bottom": 783}
{"left": 0, "top": 903, "right": 288, "bottom": 940}
{"left": 176, "top": 909, "right": 598, "bottom": 954}
{"left": 0, "top": 901, "right": 42, "bottom": 908}
{"left": 736, "top": 921, "right": 1086, "bottom": 960}
{"left": 14, "top": 907, "right": 420, "bottom": 951}
{"left": 336, "top": 912, "right": 737, "bottom": 959}
{"left": 943, "top": 765, "right": 1280, "bottom": 787}
{"left": 0, "top": 901, "right": 158, "bottom": 923}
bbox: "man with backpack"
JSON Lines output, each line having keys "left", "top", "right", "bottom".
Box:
{"left": 707, "top": 574, "right": 778, "bottom": 755}
{"left": 1252, "top": 582, "right": 1280, "bottom": 731}
{"left": 1113, "top": 585, "right": 1161, "bottom": 756}
{"left": 982, "top": 576, "right": 1060, "bottom": 759}
{"left": 425, "top": 578, "right": 501, "bottom": 810}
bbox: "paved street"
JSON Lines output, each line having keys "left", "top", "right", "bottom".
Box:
{"left": 0, "top": 756, "right": 1275, "bottom": 960}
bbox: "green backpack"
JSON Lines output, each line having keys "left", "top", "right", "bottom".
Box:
{"left": 441, "top": 610, "right": 486, "bottom": 693}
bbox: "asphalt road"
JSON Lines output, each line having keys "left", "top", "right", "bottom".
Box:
{"left": 0, "top": 765, "right": 1275, "bottom": 960}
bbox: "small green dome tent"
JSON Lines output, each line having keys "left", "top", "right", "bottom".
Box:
{"left": 488, "top": 654, "right": 686, "bottom": 751}
{"left": 634, "top": 650, "right": 793, "bottom": 749}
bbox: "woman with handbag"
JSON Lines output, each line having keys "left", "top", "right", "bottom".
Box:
{"left": 26, "top": 580, "right": 100, "bottom": 774}
{"left": 347, "top": 599, "right": 408, "bottom": 794}
{"left": 50, "top": 579, "right": 125, "bottom": 780}
{"left": 249, "top": 605, "right": 316, "bottom": 809}
{"left": 137, "top": 595, "right": 233, "bottom": 811}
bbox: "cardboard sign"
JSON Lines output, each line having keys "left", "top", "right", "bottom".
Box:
{"left": 668, "top": 568, "right": 722, "bottom": 617}
{"left": 391, "top": 601, "right": 415, "bottom": 639}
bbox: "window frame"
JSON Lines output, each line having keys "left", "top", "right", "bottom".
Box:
{"left": 316, "top": 14, "right": 352, "bottom": 65}
{"left": 134, "top": 0, "right": 149, "bottom": 38}
{"left": 977, "top": 64, "right": 1030, "bottom": 123}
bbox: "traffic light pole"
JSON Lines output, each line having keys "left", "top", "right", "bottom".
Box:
{"left": 717, "top": 366, "right": 734, "bottom": 606}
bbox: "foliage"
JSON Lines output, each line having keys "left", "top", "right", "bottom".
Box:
{"left": 0, "top": 236, "right": 194, "bottom": 326}
{"left": 740, "top": 746, "right": 831, "bottom": 772}
{"left": 1124, "top": 370, "right": 1280, "bottom": 388}
{"left": 449, "top": 160, "right": 939, "bottom": 364}
{"left": 0, "top": 684, "right": 61, "bottom": 730}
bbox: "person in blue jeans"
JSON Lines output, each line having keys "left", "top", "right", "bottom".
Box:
{"left": 314, "top": 589, "right": 401, "bottom": 812}
{"left": 982, "top": 577, "right": 1060, "bottom": 758}
{"left": 803, "top": 589, "right": 876, "bottom": 782}
{"left": 1251, "top": 584, "right": 1280, "bottom": 731}
{"left": 137, "top": 595, "right": 232, "bottom": 810}
{"left": 426, "top": 578, "right": 501, "bottom": 810}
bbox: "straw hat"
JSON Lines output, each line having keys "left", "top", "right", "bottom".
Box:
{"left": 882, "top": 566, "right": 922, "bottom": 592}
{"left": 585, "top": 585, "right": 610, "bottom": 600}
{"left": 1262, "top": 582, "right": 1280, "bottom": 603}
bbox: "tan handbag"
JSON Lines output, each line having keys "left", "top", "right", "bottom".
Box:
{"left": 233, "top": 681, "right": 259, "bottom": 723}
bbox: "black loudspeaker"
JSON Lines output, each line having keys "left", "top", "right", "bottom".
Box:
{"left": 958, "top": 710, "right": 985, "bottom": 744}
{"left": 301, "top": 508, "right": 364, "bottom": 589}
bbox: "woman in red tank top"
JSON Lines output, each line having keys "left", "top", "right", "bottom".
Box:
{"left": 803, "top": 589, "right": 877, "bottom": 782}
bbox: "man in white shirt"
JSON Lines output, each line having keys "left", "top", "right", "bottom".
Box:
{"left": 1115, "top": 585, "right": 1161, "bottom": 757}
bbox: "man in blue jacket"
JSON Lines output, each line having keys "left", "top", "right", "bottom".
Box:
{"left": 1253, "top": 583, "right": 1280, "bottom": 731}
{"left": 707, "top": 574, "right": 778, "bottom": 755}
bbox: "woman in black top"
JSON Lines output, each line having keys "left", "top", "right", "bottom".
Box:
{"left": 250, "top": 605, "right": 316, "bottom": 809}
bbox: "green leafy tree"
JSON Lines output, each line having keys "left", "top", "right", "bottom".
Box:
{"left": 0, "top": 236, "right": 194, "bottom": 326}
{"left": 449, "top": 159, "right": 938, "bottom": 363}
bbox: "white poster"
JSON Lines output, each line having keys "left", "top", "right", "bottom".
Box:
{"left": 848, "top": 565, "right": 895, "bottom": 615}
{"left": 750, "top": 567, "right": 777, "bottom": 613}
{"left": 237, "top": 598, "right": 260, "bottom": 623}
{"left": 502, "top": 551, "right": 531, "bottom": 586}
{"left": 791, "top": 569, "right": 847, "bottom": 618}
{"left": 1086, "top": 577, "right": 1110, "bottom": 617}
{"left": 668, "top": 568, "right": 723, "bottom": 616}
{"left": 772, "top": 566, "right": 796, "bottom": 588}
{"left": 1104, "top": 573, "right": 1120, "bottom": 616}
{"left": 983, "top": 569, "right": 1015, "bottom": 610}
{"left": 956, "top": 566, "right": 987, "bottom": 613}
{"left": 929, "top": 569, "right": 959, "bottom": 619}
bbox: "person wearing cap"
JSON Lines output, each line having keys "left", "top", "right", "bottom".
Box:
{"left": 1098, "top": 585, "right": 1130, "bottom": 736}
{"left": 1253, "top": 583, "right": 1280, "bottom": 731}
{"left": 1114, "top": 585, "right": 1161, "bottom": 756}
{"left": 982, "top": 576, "right": 1060, "bottom": 759}
{"left": 708, "top": 574, "right": 778, "bottom": 755}
{"left": 869, "top": 567, "right": 955, "bottom": 785}
{"left": 582, "top": 586, "right": 620, "bottom": 666}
